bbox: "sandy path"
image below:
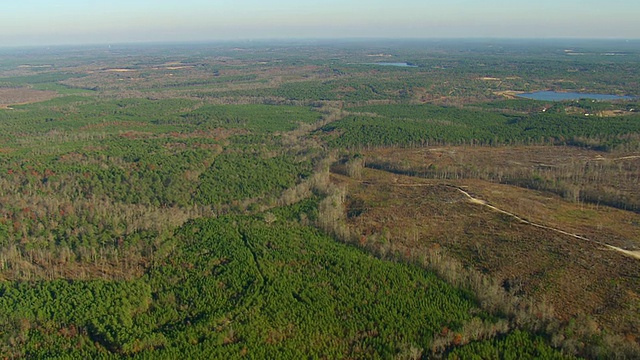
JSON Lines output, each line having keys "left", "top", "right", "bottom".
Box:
{"left": 454, "top": 187, "right": 640, "bottom": 260}
{"left": 592, "top": 155, "right": 640, "bottom": 161}
{"left": 360, "top": 175, "right": 640, "bottom": 260}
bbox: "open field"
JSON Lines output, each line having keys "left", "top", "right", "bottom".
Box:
{"left": 0, "top": 88, "right": 58, "bottom": 109}
{"left": 364, "top": 146, "right": 640, "bottom": 212}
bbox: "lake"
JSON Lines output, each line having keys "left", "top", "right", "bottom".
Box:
{"left": 368, "top": 62, "right": 418, "bottom": 68}
{"left": 517, "top": 91, "right": 634, "bottom": 101}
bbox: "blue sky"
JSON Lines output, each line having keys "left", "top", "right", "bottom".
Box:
{"left": 2, "top": 0, "right": 639, "bottom": 46}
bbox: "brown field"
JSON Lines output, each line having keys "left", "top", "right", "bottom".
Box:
{"left": 0, "top": 88, "right": 58, "bottom": 108}
{"left": 494, "top": 90, "right": 524, "bottom": 99}
{"left": 365, "top": 145, "right": 640, "bottom": 212}
{"left": 333, "top": 146, "right": 640, "bottom": 339}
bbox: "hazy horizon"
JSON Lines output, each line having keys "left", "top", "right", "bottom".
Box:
{"left": 2, "top": 0, "right": 639, "bottom": 47}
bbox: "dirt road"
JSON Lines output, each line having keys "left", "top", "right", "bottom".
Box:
{"left": 455, "top": 187, "right": 640, "bottom": 260}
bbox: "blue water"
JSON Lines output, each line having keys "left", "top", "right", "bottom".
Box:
{"left": 518, "top": 91, "right": 634, "bottom": 101}
{"left": 368, "top": 62, "right": 418, "bottom": 68}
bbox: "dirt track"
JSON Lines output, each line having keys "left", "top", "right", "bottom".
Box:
{"left": 454, "top": 187, "right": 640, "bottom": 260}
{"left": 386, "top": 180, "right": 640, "bottom": 260}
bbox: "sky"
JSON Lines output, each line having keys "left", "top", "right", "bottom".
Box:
{"left": 2, "top": 0, "right": 639, "bottom": 46}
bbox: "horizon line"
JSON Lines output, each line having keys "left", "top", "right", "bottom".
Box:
{"left": 2, "top": 37, "right": 640, "bottom": 50}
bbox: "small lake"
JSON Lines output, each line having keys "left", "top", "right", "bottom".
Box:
{"left": 367, "top": 62, "right": 418, "bottom": 68}
{"left": 518, "top": 91, "right": 634, "bottom": 101}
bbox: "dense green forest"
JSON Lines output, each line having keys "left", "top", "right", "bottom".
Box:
{"left": 1, "top": 204, "right": 573, "bottom": 358}
{"left": 1, "top": 40, "right": 639, "bottom": 358}
{"left": 323, "top": 104, "right": 640, "bottom": 150}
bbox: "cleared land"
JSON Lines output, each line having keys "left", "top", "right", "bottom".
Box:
{"left": 333, "top": 147, "right": 640, "bottom": 340}
{"left": 0, "top": 88, "right": 57, "bottom": 109}
{"left": 365, "top": 146, "right": 640, "bottom": 212}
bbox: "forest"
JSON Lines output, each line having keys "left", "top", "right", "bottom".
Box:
{"left": 0, "top": 39, "right": 639, "bottom": 358}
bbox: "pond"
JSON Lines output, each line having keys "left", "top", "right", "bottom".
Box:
{"left": 367, "top": 62, "right": 418, "bottom": 68}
